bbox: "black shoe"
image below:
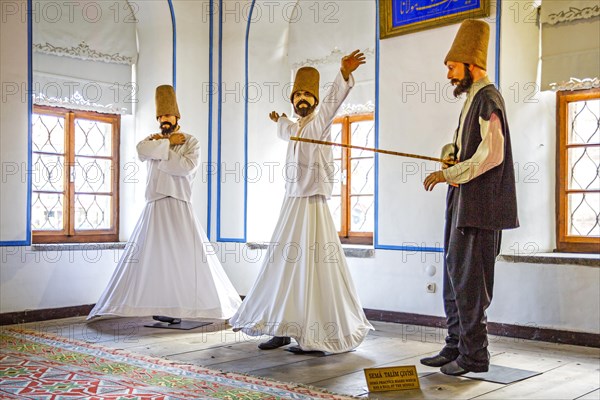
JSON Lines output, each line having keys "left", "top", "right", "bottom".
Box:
{"left": 420, "top": 353, "right": 455, "bottom": 367}
{"left": 440, "top": 360, "right": 469, "bottom": 376}
{"left": 258, "top": 336, "right": 291, "bottom": 350}
{"left": 152, "top": 315, "right": 182, "bottom": 324}
{"left": 286, "top": 345, "right": 323, "bottom": 355}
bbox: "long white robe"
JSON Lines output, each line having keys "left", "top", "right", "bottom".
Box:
{"left": 87, "top": 133, "right": 241, "bottom": 320}
{"left": 229, "top": 72, "right": 374, "bottom": 353}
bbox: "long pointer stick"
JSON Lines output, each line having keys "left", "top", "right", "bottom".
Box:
{"left": 290, "top": 136, "right": 451, "bottom": 164}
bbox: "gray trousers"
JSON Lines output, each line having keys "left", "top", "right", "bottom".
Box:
{"left": 440, "top": 186, "right": 501, "bottom": 372}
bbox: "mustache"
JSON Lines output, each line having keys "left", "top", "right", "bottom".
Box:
{"left": 452, "top": 67, "right": 473, "bottom": 97}
{"left": 453, "top": 78, "right": 473, "bottom": 97}
{"left": 295, "top": 100, "right": 311, "bottom": 108}
{"left": 294, "top": 101, "right": 316, "bottom": 117}
{"left": 160, "top": 121, "right": 177, "bottom": 134}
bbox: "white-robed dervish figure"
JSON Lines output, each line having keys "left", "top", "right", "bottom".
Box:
{"left": 88, "top": 85, "right": 242, "bottom": 322}
{"left": 229, "top": 50, "right": 374, "bottom": 354}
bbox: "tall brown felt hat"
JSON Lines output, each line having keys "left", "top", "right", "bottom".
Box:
{"left": 444, "top": 19, "right": 490, "bottom": 70}
{"left": 290, "top": 67, "right": 320, "bottom": 103}
{"left": 155, "top": 84, "right": 180, "bottom": 119}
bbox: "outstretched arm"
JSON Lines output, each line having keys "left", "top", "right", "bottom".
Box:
{"left": 270, "top": 111, "right": 297, "bottom": 141}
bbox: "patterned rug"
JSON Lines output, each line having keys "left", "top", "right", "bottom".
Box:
{"left": 0, "top": 328, "right": 356, "bottom": 399}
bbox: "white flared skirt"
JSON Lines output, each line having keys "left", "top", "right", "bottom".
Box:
{"left": 229, "top": 195, "right": 374, "bottom": 353}
{"left": 87, "top": 197, "right": 241, "bottom": 320}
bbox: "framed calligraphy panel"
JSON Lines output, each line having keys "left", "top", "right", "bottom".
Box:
{"left": 380, "top": 0, "right": 491, "bottom": 38}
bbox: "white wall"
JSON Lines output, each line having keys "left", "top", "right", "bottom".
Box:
{"left": 221, "top": 245, "right": 599, "bottom": 333}
{"left": 499, "top": 0, "right": 556, "bottom": 254}
{"left": 173, "top": 0, "right": 212, "bottom": 230}
{"left": 1, "top": 0, "right": 598, "bottom": 336}
{"left": 220, "top": 0, "right": 599, "bottom": 335}
{"left": 1, "top": 247, "right": 126, "bottom": 311}
{"left": 245, "top": 0, "right": 297, "bottom": 242}
{"left": 0, "top": 0, "right": 212, "bottom": 313}
{"left": 245, "top": 0, "right": 377, "bottom": 242}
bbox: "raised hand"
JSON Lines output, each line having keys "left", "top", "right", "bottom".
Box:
{"left": 269, "top": 111, "right": 287, "bottom": 123}
{"left": 341, "top": 49, "right": 366, "bottom": 81}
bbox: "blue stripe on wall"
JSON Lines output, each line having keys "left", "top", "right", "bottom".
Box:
{"left": 374, "top": 0, "right": 381, "bottom": 250}
{"left": 26, "top": 0, "right": 32, "bottom": 246}
{"left": 216, "top": 0, "right": 223, "bottom": 240}
{"left": 242, "top": 1, "right": 255, "bottom": 242}
{"left": 207, "top": 0, "right": 214, "bottom": 240}
{"left": 216, "top": 0, "right": 247, "bottom": 243}
{"left": 0, "top": 0, "right": 33, "bottom": 247}
{"left": 495, "top": 0, "right": 502, "bottom": 87}
{"left": 168, "top": 0, "right": 177, "bottom": 89}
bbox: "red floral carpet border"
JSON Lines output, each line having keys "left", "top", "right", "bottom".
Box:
{"left": 0, "top": 328, "right": 356, "bottom": 399}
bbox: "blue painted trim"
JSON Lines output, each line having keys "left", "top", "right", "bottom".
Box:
{"left": 374, "top": 0, "right": 381, "bottom": 249}
{"left": 26, "top": 0, "right": 32, "bottom": 246}
{"left": 0, "top": 240, "right": 30, "bottom": 246}
{"left": 216, "top": 0, "right": 223, "bottom": 240}
{"left": 217, "top": 237, "right": 246, "bottom": 243}
{"left": 206, "top": 0, "right": 214, "bottom": 240}
{"left": 215, "top": 0, "right": 248, "bottom": 243}
{"left": 168, "top": 0, "right": 177, "bottom": 89}
{"left": 242, "top": 1, "right": 255, "bottom": 242}
{"left": 495, "top": 0, "right": 502, "bottom": 87}
{"left": 377, "top": 245, "right": 444, "bottom": 253}
{"left": 373, "top": 0, "right": 443, "bottom": 253}
{"left": 1, "top": 0, "right": 32, "bottom": 247}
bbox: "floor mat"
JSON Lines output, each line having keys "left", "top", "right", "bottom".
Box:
{"left": 0, "top": 328, "right": 357, "bottom": 399}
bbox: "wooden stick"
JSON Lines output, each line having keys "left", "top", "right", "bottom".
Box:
{"left": 290, "top": 136, "right": 449, "bottom": 163}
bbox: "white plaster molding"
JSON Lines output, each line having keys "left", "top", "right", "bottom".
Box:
{"left": 336, "top": 101, "right": 375, "bottom": 116}
{"left": 33, "top": 41, "right": 136, "bottom": 65}
{"left": 550, "top": 77, "right": 600, "bottom": 91}
{"left": 33, "top": 91, "right": 126, "bottom": 115}
{"left": 545, "top": 5, "right": 600, "bottom": 25}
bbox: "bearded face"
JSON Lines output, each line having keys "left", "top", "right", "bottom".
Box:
{"left": 158, "top": 115, "right": 178, "bottom": 134}
{"left": 447, "top": 62, "right": 474, "bottom": 98}
{"left": 160, "top": 121, "right": 175, "bottom": 134}
{"left": 292, "top": 91, "right": 318, "bottom": 117}
{"left": 452, "top": 65, "right": 474, "bottom": 97}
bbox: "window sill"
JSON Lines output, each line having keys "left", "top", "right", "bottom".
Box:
{"left": 498, "top": 253, "right": 599, "bottom": 267}
{"left": 31, "top": 242, "right": 127, "bottom": 251}
{"left": 342, "top": 245, "right": 375, "bottom": 258}
{"left": 245, "top": 243, "right": 375, "bottom": 259}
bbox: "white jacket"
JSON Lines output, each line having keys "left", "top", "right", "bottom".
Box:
{"left": 136, "top": 133, "right": 200, "bottom": 203}
{"left": 277, "top": 71, "right": 354, "bottom": 198}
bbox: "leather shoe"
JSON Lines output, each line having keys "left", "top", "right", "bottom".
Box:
{"left": 420, "top": 354, "right": 454, "bottom": 367}
{"left": 258, "top": 336, "right": 291, "bottom": 350}
{"left": 286, "top": 345, "right": 323, "bottom": 355}
{"left": 440, "top": 360, "right": 469, "bottom": 376}
{"left": 152, "top": 315, "right": 181, "bottom": 324}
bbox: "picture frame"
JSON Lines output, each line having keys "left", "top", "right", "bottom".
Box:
{"left": 380, "top": 0, "right": 491, "bottom": 39}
